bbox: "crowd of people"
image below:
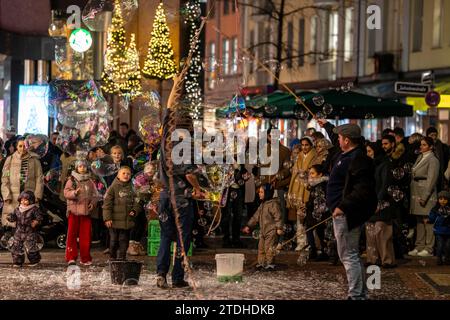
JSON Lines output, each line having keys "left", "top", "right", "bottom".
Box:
{"left": 1, "top": 116, "right": 450, "bottom": 298}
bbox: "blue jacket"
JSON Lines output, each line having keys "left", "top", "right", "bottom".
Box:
{"left": 429, "top": 208, "right": 450, "bottom": 235}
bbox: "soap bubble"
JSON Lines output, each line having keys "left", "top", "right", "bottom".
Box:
{"left": 295, "top": 110, "right": 309, "bottom": 120}
{"left": 392, "top": 167, "right": 405, "bottom": 180}
{"left": 82, "top": 0, "right": 114, "bottom": 32}
{"left": 192, "top": 229, "right": 198, "bottom": 236}
{"left": 159, "top": 213, "right": 168, "bottom": 223}
{"left": 341, "top": 84, "right": 350, "bottom": 92}
{"left": 265, "top": 105, "right": 277, "bottom": 114}
{"left": 90, "top": 155, "right": 119, "bottom": 177}
{"left": 392, "top": 190, "right": 404, "bottom": 202}
{"left": 132, "top": 154, "right": 150, "bottom": 172}
{"left": 230, "top": 191, "right": 238, "bottom": 200}
{"left": 132, "top": 171, "right": 151, "bottom": 194}
{"left": 252, "top": 229, "right": 260, "bottom": 240}
{"left": 198, "top": 218, "right": 207, "bottom": 227}
{"left": 403, "top": 163, "right": 413, "bottom": 174}
{"left": 365, "top": 113, "right": 375, "bottom": 119}
{"left": 315, "top": 111, "right": 326, "bottom": 119}
{"left": 138, "top": 115, "right": 161, "bottom": 148}
{"left": 322, "top": 103, "right": 333, "bottom": 115}
{"left": 24, "top": 134, "right": 49, "bottom": 159}
{"left": 204, "top": 201, "right": 213, "bottom": 210}
{"left": 312, "top": 95, "right": 325, "bottom": 107}
{"left": 283, "top": 161, "right": 293, "bottom": 169}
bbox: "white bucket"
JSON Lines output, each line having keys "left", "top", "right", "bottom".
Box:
{"left": 215, "top": 253, "right": 245, "bottom": 282}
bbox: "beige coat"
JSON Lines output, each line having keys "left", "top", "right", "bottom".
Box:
{"left": 1, "top": 152, "right": 43, "bottom": 227}
{"left": 287, "top": 149, "right": 317, "bottom": 208}
{"left": 59, "top": 153, "right": 76, "bottom": 202}
{"left": 410, "top": 151, "right": 440, "bottom": 216}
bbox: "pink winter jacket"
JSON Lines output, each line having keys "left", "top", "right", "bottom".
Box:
{"left": 64, "top": 174, "right": 98, "bottom": 216}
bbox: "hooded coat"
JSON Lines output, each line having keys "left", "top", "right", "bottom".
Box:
{"left": 1, "top": 151, "right": 43, "bottom": 227}
{"left": 287, "top": 148, "right": 317, "bottom": 208}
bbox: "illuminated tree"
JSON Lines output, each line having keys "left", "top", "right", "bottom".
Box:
{"left": 121, "top": 33, "right": 142, "bottom": 99}
{"left": 101, "top": 0, "right": 127, "bottom": 94}
{"left": 142, "top": 2, "right": 177, "bottom": 80}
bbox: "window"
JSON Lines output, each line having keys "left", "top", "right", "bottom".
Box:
{"left": 412, "top": 0, "right": 423, "bottom": 52}
{"left": 223, "top": 39, "right": 230, "bottom": 74}
{"left": 287, "top": 21, "right": 294, "bottom": 68}
{"left": 208, "top": 42, "right": 216, "bottom": 89}
{"left": 344, "top": 7, "right": 354, "bottom": 61}
{"left": 231, "top": 37, "right": 238, "bottom": 74}
{"left": 231, "top": 0, "right": 236, "bottom": 13}
{"left": 328, "top": 11, "right": 338, "bottom": 59}
{"left": 298, "top": 19, "right": 305, "bottom": 66}
{"left": 310, "top": 15, "right": 318, "bottom": 64}
{"left": 432, "top": 0, "right": 443, "bottom": 48}
{"left": 224, "top": 0, "right": 229, "bottom": 15}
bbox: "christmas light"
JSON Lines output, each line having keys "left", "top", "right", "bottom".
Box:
{"left": 142, "top": 2, "right": 177, "bottom": 80}
{"left": 121, "top": 33, "right": 142, "bottom": 99}
{"left": 183, "top": 0, "right": 203, "bottom": 119}
{"left": 102, "top": 0, "right": 128, "bottom": 94}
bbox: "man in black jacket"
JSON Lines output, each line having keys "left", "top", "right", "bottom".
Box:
{"left": 321, "top": 121, "right": 377, "bottom": 300}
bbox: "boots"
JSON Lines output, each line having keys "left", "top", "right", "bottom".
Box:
{"left": 127, "top": 241, "right": 140, "bottom": 256}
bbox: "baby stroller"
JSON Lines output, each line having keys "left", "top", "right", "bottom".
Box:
{"left": 0, "top": 185, "right": 68, "bottom": 250}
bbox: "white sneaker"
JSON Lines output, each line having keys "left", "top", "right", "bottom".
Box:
{"left": 80, "top": 261, "right": 92, "bottom": 266}
{"left": 417, "top": 250, "right": 433, "bottom": 257}
{"left": 408, "top": 249, "right": 419, "bottom": 256}
{"left": 68, "top": 260, "right": 76, "bottom": 266}
{"left": 407, "top": 229, "right": 415, "bottom": 239}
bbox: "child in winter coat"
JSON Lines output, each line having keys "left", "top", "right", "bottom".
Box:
{"left": 103, "top": 166, "right": 141, "bottom": 261}
{"left": 8, "top": 190, "right": 43, "bottom": 267}
{"left": 429, "top": 191, "right": 450, "bottom": 265}
{"left": 305, "top": 164, "right": 330, "bottom": 261}
{"left": 64, "top": 159, "right": 98, "bottom": 266}
{"left": 243, "top": 184, "right": 283, "bottom": 270}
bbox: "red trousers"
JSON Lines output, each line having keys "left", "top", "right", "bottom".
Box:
{"left": 65, "top": 214, "right": 92, "bottom": 263}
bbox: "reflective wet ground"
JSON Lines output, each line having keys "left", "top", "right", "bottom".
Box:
{"left": 0, "top": 248, "right": 449, "bottom": 300}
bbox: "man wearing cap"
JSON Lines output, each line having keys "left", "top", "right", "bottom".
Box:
{"left": 319, "top": 120, "right": 377, "bottom": 300}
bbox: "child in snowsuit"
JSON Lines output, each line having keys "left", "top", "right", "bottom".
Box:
{"left": 103, "top": 166, "right": 141, "bottom": 260}
{"left": 64, "top": 159, "right": 99, "bottom": 266}
{"left": 243, "top": 184, "right": 283, "bottom": 270}
{"left": 8, "top": 190, "right": 43, "bottom": 267}
{"left": 429, "top": 191, "right": 450, "bottom": 265}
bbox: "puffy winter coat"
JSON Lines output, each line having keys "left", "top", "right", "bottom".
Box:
{"left": 429, "top": 208, "right": 450, "bottom": 236}
{"left": 102, "top": 178, "right": 141, "bottom": 229}
{"left": 247, "top": 198, "right": 283, "bottom": 235}
{"left": 64, "top": 172, "right": 98, "bottom": 216}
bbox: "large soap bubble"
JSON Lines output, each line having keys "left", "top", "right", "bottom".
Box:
{"left": 91, "top": 155, "right": 119, "bottom": 177}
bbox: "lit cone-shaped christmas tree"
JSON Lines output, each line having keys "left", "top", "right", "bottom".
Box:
{"left": 121, "top": 33, "right": 142, "bottom": 99}
{"left": 102, "top": 0, "right": 128, "bottom": 94}
{"left": 142, "top": 2, "right": 177, "bottom": 80}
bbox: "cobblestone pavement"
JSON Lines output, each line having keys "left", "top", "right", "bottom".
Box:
{"left": 0, "top": 248, "right": 449, "bottom": 300}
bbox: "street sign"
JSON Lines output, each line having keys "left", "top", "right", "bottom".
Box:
{"left": 425, "top": 91, "right": 441, "bottom": 107}
{"left": 394, "top": 82, "right": 430, "bottom": 96}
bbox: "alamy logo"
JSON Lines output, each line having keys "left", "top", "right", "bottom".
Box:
{"left": 67, "top": 5, "right": 82, "bottom": 30}
{"left": 366, "top": 265, "right": 381, "bottom": 290}
{"left": 367, "top": 5, "right": 381, "bottom": 30}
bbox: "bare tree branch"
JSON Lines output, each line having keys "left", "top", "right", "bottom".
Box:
{"left": 246, "top": 41, "right": 278, "bottom": 51}
{"left": 237, "top": 1, "right": 279, "bottom": 20}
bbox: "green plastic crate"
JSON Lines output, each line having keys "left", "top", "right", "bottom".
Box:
{"left": 148, "top": 220, "right": 161, "bottom": 240}
{"left": 147, "top": 240, "right": 193, "bottom": 257}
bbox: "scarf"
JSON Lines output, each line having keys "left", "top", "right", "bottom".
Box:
{"left": 18, "top": 203, "right": 38, "bottom": 213}
{"left": 71, "top": 171, "right": 92, "bottom": 182}
{"left": 308, "top": 176, "right": 329, "bottom": 187}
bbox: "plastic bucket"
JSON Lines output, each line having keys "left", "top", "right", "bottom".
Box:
{"left": 109, "top": 260, "right": 143, "bottom": 285}
{"left": 215, "top": 253, "right": 245, "bottom": 283}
